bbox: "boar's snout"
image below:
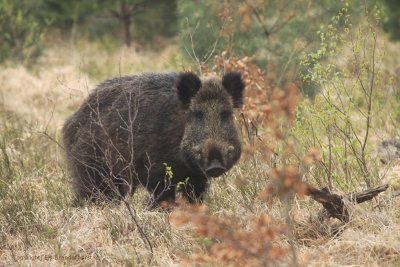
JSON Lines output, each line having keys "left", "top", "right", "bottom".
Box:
{"left": 204, "top": 144, "right": 229, "bottom": 177}
{"left": 206, "top": 159, "right": 226, "bottom": 177}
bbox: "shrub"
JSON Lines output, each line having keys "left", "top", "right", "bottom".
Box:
{"left": 296, "top": 3, "right": 388, "bottom": 189}
{"left": 0, "top": 0, "right": 51, "bottom": 64}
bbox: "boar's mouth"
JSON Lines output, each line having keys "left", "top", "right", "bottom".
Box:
{"left": 190, "top": 158, "right": 227, "bottom": 178}
{"left": 205, "top": 159, "right": 226, "bottom": 177}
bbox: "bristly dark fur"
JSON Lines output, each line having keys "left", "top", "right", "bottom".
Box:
{"left": 195, "top": 85, "right": 231, "bottom": 106}
{"left": 62, "top": 71, "right": 245, "bottom": 208}
{"left": 222, "top": 72, "right": 245, "bottom": 108}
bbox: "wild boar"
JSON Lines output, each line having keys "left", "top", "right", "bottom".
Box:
{"left": 62, "top": 71, "right": 245, "bottom": 207}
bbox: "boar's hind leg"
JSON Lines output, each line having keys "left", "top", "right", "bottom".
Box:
{"left": 181, "top": 177, "right": 209, "bottom": 204}
{"left": 113, "top": 175, "right": 137, "bottom": 199}
{"left": 72, "top": 162, "right": 133, "bottom": 202}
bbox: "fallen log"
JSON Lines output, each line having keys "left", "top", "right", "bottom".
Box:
{"left": 306, "top": 184, "right": 389, "bottom": 222}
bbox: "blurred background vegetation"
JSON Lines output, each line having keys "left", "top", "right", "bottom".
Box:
{"left": 1, "top": 0, "right": 399, "bottom": 70}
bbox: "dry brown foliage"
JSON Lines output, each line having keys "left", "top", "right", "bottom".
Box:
{"left": 170, "top": 204, "right": 287, "bottom": 267}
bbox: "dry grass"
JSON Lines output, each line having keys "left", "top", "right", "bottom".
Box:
{"left": 0, "top": 41, "right": 399, "bottom": 266}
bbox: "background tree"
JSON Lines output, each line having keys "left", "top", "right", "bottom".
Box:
{"left": 383, "top": 0, "right": 400, "bottom": 40}
{"left": 0, "top": 0, "right": 51, "bottom": 64}
{"left": 109, "top": 0, "right": 144, "bottom": 47}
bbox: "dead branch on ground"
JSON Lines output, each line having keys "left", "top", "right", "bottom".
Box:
{"left": 306, "top": 184, "right": 389, "bottom": 222}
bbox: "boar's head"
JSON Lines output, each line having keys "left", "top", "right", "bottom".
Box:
{"left": 177, "top": 72, "right": 245, "bottom": 178}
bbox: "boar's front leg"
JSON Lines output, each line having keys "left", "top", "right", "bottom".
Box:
{"left": 137, "top": 162, "right": 176, "bottom": 209}
{"left": 146, "top": 178, "right": 176, "bottom": 209}
{"left": 181, "top": 176, "right": 209, "bottom": 204}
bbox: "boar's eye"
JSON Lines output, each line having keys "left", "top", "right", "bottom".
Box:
{"left": 193, "top": 110, "right": 204, "bottom": 120}
{"left": 220, "top": 110, "right": 232, "bottom": 122}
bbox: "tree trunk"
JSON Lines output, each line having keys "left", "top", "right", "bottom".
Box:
{"left": 119, "top": 0, "right": 131, "bottom": 47}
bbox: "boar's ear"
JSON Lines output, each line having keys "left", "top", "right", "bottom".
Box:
{"left": 222, "top": 72, "right": 245, "bottom": 108}
{"left": 176, "top": 72, "right": 202, "bottom": 108}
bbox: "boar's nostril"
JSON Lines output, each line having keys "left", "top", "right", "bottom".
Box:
{"left": 205, "top": 159, "right": 226, "bottom": 177}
